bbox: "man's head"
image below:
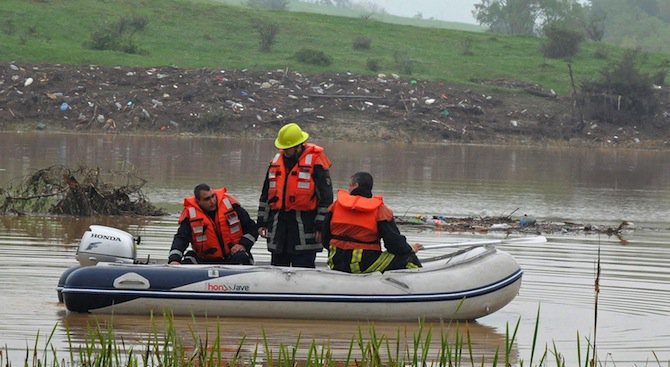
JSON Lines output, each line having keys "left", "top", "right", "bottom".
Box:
{"left": 194, "top": 183, "right": 217, "bottom": 212}
{"left": 275, "top": 123, "right": 309, "bottom": 157}
{"left": 349, "top": 171, "right": 373, "bottom": 192}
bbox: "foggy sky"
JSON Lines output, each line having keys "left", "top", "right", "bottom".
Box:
{"left": 365, "top": 0, "right": 479, "bottom": 24}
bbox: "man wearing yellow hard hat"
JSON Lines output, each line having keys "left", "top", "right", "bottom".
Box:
{"left": 257, "top": 122, "right": 333, "bottom": 268}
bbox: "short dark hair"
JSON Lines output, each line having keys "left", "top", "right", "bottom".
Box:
{"left": 194, "top": 183, "right": 211, "bottom": 199}
{"left": 351, "top": 172, "right": 373, "bottom": 191}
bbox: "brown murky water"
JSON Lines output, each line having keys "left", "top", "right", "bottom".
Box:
{"left": 1, "top": 132, "right": 669, "bottom": 365}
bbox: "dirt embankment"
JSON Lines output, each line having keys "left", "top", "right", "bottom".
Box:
{"left": 1, "top": 63, "right": 669, "bottom": 146}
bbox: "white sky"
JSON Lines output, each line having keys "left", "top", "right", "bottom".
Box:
{"left": 363, "top": 0, "right": 479, "bottom": 24}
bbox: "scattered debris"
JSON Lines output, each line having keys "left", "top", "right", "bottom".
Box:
{"left": 2, "top": 63, "right": 668, "bottom": 145}
{"left": 0, "top": 165, "right": 165, "bottom": 216}
{"left": 395, "top": 214, "right": 633, "bottom": 236}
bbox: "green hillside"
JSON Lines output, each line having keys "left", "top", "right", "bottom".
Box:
{"left": 210, "top": 0, "right": 484, "bottom": 32}
{"left": 1, "top": 0, "right": 668, "bottom": 95}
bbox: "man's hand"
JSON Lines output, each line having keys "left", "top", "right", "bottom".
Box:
{"left": 411, "top": 243, "right": 424, "bottom": 253}
{"left": 258, "top": 227, "right": 268, "bottom": 238}
{"left": 230, "top": 244, "right": 245, "bottom": 254}
{"left": 315, "top": 231, "right": 322, "bottom": 243}
{"left": 168, "top": 260, "right": 181, "bottom": 265}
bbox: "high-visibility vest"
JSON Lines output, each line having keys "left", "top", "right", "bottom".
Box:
{"left": 179, "top": 188, "right": 243, "bottom": 261}
{"left": 329, "top": 190, "right": 384, "bottom": 251}
{"left": 267, "top": 143, "right": 332, "bottom": 211}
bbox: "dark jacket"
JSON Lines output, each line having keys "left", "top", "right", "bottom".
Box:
{"left": 169, "top": 203, "right": 258, "bottom": 263}
{"left": 322, "top": 187, "right": 420, "bottom": 273}
{"left": 257, "top": 151, "right": 333, "bottom": 254}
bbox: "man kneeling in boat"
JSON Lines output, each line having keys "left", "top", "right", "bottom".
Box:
{"left": 169, "top": 183, "right": 258, "bottom": 265}
{"left": 322, "top": 172, "right": 423, "bottom": 273}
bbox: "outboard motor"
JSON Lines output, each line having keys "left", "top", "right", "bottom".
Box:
{"left": 76, "top": 225, "right": 137, "bottom": 266}
{"left": 58, "top": 225, "right": 138, "bottom": 303}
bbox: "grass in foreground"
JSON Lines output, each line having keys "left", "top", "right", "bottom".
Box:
{"left": 2, "top": 310, "right": 655, "bottom": 367}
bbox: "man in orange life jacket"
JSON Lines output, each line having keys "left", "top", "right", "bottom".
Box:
{"left": 169, "top": 183, "right": 257, "bottom": 265}
{"left": 257, "top": 123, "right": 334, "bottom": 268}
{"left": 322, "top": 172, "right": 423, "bottom": 273}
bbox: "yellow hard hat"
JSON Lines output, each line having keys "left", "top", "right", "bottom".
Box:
{"left": 275, "top": 123, "right": 309, "bottom": 149}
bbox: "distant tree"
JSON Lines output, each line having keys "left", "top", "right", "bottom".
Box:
{"left": 583, "top": 10, "right": 605, "bottom": 41}
{"left": 253, "top": 19, "right": 279, "bottom": 52}
{"left": 541, "top": 21, "right": 584, "bottom": 59}
{"left": 295, "top": 48, "right": 333, "bottom": 66}
{"left": 352, "top": 35, "right": 372, "bottom": 50}
{"left": 580, "top": 50, "right": 659, "bottom": 125}
{"left": 473, "top": 0, "right": 586, "bottom": 36}
{"left": 247, "top": 0, "right": 288, "bottom": 10}
{"left": 460, "top": 37, "right": 475, "bottom": 56}
{"left": 393, "top": 51, "right": 414, "bottom": 75}
{"left": 590, "top": 0, "right": 670, "bottom": 53}
{"left": 473, "top": 0, "right": 538, "bottom": 35}
{"left": 634, "top": 0, "right": 659, "bottom": 17}
{"left": 545, "top": 1, "right": 599, "bottom": 42}
{"left": 366, "top": 58, "right": 381, "bottom": 72}
{"left": 87, "top": 14, "right": 148, "bottom": 54}
{"left": 356, "top": 1, "right": 388, "bottom": 16}
{"left": 659, "top": 1, "right": 670, "bottom": 22}
{"left": 334, "top": 0, "right": 351, "bottom": 7}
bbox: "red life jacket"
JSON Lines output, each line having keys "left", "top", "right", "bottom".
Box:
{"left": 329, "top": 190, "right": 385, "bottom": 251}
{"left": 267, "top": 143, "right": 332, "bottom": 211}
{"left": 179, "top": 188, "right": 243, "bottom": 261}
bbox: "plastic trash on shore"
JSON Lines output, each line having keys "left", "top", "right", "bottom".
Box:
{"left": 491, "top": 223, "right": 511, "bottom": 230}
{"left": 520, "top": 214, "right": 536, "bottom": 227}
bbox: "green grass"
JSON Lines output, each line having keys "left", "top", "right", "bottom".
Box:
{"left": 0, "top": 0, "right": 669, "bottom": 96}
{"left": 0, "top": 313, "right": 560, "bottom": 367}
{"left": 5, "top": 310, "right": 661, "bottom": 367}
{"left": 208, "top": 0, "right": 484, "bottom": 32}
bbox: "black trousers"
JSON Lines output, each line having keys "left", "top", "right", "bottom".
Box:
{"left": 270, "top": 252, "right": 317, "bottom": 268}
{"left": 182, "top": 250, "right": 254, "bottom": 265}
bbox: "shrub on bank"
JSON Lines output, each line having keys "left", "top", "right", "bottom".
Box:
{"left": 580, "top": 50, "right": 662, "bottom": 125}
{"left": 542, "top": 22, "right": 584, "bottom": 59}
{"left": 295, "top": 48, "right": 333, "bottom": 66}
{"left": 86, "top": 15, "right": 148, "bottom": 54}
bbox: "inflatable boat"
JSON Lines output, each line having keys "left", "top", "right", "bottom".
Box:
{"left": 58, "top": 225, "right": 527, "bottom": 320}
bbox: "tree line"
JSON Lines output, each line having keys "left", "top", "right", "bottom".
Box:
{"left": 246, "top": 0, "right": 669, "bottom": 130}
{"left": 472, "top": 0, "right": 669, "bottom": 128}
{"left": 473, "top": 0, "right": 670, "bottom": 54}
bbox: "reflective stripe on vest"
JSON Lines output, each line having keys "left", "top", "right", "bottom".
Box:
{"left": 221, "top": 196, "right": 241, "bottom": 234}
{"left": 181, "top": 188, "right": 244, "bottom": 261}
{"left": 329, "top": 191, "right": 383, "bottom": 251}
{"left": 266, "top": 144, "right": 328, "bottom": 212}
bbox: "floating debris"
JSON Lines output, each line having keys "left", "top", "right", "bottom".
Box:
{"left": 395, "top": 214, "right": 633, "bottom": 236}
{"left": 0, "top": 165, "right": 165, "bottom": 216}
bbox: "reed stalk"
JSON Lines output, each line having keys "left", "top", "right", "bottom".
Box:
{"left": 3, "top": 303, "right": 665, "bottom": 367}
{"left": 592, "top": 245, "right": 601, "bottom": 367}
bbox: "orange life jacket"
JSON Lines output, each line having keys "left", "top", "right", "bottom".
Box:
{"left": 329, "top": 190, "right": 385, "bottom": 251}
{"left": 267, "top": 143, "right": 332, "bottom": 211}
{"left": 179, "top": 188, "right": 243, "bottom": 261}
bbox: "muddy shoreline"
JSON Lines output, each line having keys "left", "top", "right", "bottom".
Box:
{"left": 1, "top": 63, "right": 669, "bottom": 147}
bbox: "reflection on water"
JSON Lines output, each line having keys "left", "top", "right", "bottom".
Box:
{"left": 2, "top": 132, "right": 669, "bottom": 223}
{"left": 0, "top": 215, "right": 154, "bottom": 245}
{"left": 59, "top": 313, "right": 516, "bottom": 365}
{"left": 1, "top": 132, "right": 670, "bottom": 365}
